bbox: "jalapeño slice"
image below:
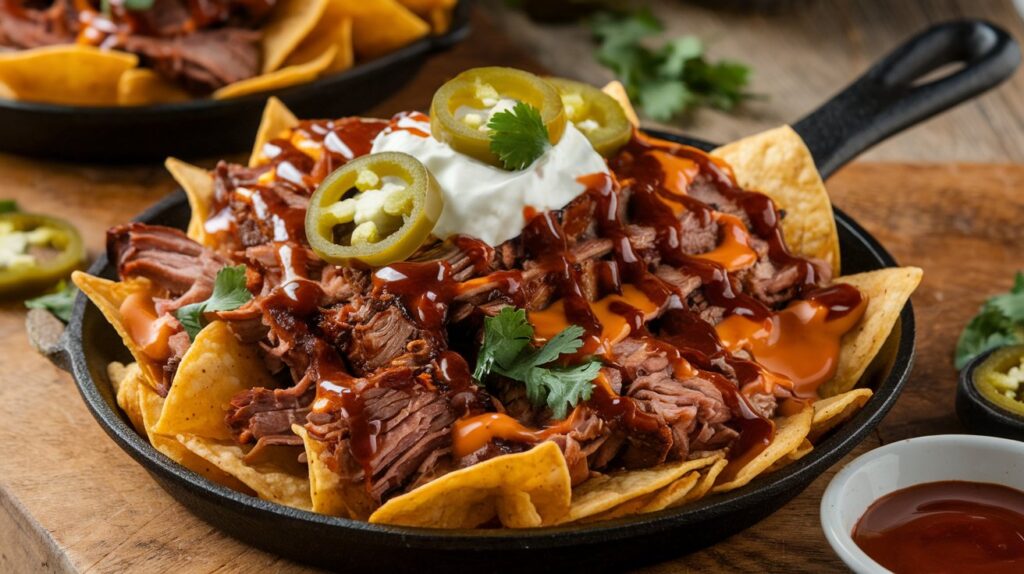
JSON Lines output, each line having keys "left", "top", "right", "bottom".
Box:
{"left": 974, "top": 345, "right": 1024, "bottom": 416}
{"left": 430, "top": 67, "right": 566, "bottom": 167}
{"left": 0, "top": 213, "right": 86, "bottom": 298}
{"left": 306, "top": 152, "right": 443, "bottom": 267}
{"left": 546, "top": 77, "right": 632, "bottom": 157}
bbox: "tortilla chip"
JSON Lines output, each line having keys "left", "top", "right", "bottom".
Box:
{"left": 177, "top": 434, "right": 312, "bottom": 510}
{"left": 809, "top": 388, "right": 873, "bottom": 441}
{"left": 117, "top": 68, "right": 190, "bottom": 106}
{"left": 154, "top": 321, "right": 276, "bottom": 441}
{"left": 109, "top": 361, "right": 146, "bottom": 435}
{"left": 557, "top": 455, "right": 719, "bottom": 524}
{"left": 165, "top": 157, "right": 215, "bottom": 247}
{"left": 214, "top": 45, "right": 338, "bottom": 100}
{"left": 369, "top": 441, "right": 571, "bottom": 528}
{"left": 0, "top": 45, "right": 137, "bottom": 106}
{"left": 338, "top": 0, "right": 430, "bottom": 59}
{"left": 712, "top": 126, "right": 840, "bottom": 275}
{"left": 682, "top": 458, "right": 728, "bottom": 504}
{"left": 397, "top": 0, "right": 456, "bottom": 33}
{"left": 261, "top": 0, "right": 330, "bottom": 73}
{"left": 72, "top": 272, "right": 162, "bottom": 389}
{"left": 820, "top": 267, "right": 923, "bottom": 397}
{"left": 135, "top": 382, "right": 253, "bottom": 494}
{"left": 602, "top": 80, "right": 639, "bottom": 128}
{"left": 292, "top": 425, "right": 350, "bottom": 517}
{"left": 249, "top": 96, "right": 300, "bottom": 167}
{"left": 767, "top": 438, "right": 814, "bottom": 473}
{"left": 285, "top": 1, "right": 355, "bottom": 74}
{"left": 713, "top": 403, "right": 813, "bottom": 493}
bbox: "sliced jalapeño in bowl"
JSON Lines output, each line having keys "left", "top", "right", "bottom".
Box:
{"left": 305, "top": 152, "right": 443, "bottom": 267}
{"left": 546, "top": 77, "right": 632, "bottom": 157}
{"left": 430, "top": 67, "right": 567, "bottom": 167}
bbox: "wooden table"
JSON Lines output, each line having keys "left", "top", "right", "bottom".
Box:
{"left": 2, "top": 5, "right": 1024, "bottom": 573}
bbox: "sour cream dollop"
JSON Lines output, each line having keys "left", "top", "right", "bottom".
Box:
{"left": 369, "top": 114, "right": 609, "bottom": 246}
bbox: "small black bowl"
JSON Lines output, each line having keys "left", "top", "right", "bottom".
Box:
{"left": 0, "top": 1, "right": 470, "bottom": 164}
{"left": 957, "top": 346, "right": 1024, "bottom": 441}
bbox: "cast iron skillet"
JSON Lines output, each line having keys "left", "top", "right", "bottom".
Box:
{"left": 0, "top": 1, "right": 470, "bottom": 164}
{"left": 40, "top": 20, "right": 1019, "bottom": 573}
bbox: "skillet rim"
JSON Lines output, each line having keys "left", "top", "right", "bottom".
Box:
{"left": 62, "top": 128, "right": 914, "bottom": 549}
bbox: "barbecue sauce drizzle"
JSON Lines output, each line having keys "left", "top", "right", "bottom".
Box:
{"left": 211, "top": 118, "right": 864, "bottom": 483}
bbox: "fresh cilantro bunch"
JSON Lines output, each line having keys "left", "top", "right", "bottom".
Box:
{"left": 590, "top": 9, "right": 753, "bottom": 121}
{"left": 487, "top": 101, "right": 551, "bottom": 171}
{"left": 474, "top": 307, "right": 602, "bottom": 419}
{"left": 26, "top": 280, "right": 78, "bottom": 323}
{"left": 176, "top": 265, "right": 252, "bottom": 340}
{"left": 955, "top": 272, "right": 1024, "bottom": 369}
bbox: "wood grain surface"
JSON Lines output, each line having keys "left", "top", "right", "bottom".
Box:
{"left": 2, "top": 5, "right": 1024, "bottom": 574}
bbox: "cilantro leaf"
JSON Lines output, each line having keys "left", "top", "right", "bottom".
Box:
{"left": 0, "top": 200, "right": 19, "bottom": 214}
{"left": 487, "top": 101, "right": 550, "bottom": 170}
{"left": 589, "top": 9, "right": 754, "bottom": 121}
{"left": 473, "top": 307, "right": 534, "bottom": 380}
{"left": 955, "top": 271, "right": 1024, "bottom": 369}
{"left": 175, "top": 265, "right": 252, "bottom": 340}
{"left": 25, "top": 281, "right": 77, "bottom": 323}
{"left": 474, "top": 306, "right": 601, "bottom": 419}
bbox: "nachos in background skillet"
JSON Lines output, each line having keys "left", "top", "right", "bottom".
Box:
{"left": 74, "top": 67, "right": 920, "bottom": 527}
{"left": 0, "top": 0, "right": 456, "bottom": 106}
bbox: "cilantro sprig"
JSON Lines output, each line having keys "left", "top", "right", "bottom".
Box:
{"left": 26, "top": 281, "right": 77, "bottom": 323}
{"left": 955, "top": 272, "right": 1024, "bottom": 369}
{"left": 101, "top": 0, "right": 155, "bottom": 16}
{"left": 487, "top": 101, "right": 551, "bottom": 171}
{"left": 474, "top": 307, "right": 601, "bottom": 419}
{"left": 590, "top": 9, "right": 754, "bottom": 121}
{"left": 175, "top": 265, "right": 252, "bottom": 340}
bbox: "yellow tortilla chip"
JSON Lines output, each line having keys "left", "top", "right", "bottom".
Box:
{"left": 117, "top": 68, "right": 190, "bottom": 106}
{"left": 339, "top": 0, "right": 430, "bottom": 59}
{"left": 249, "top": 96, "right": 300, "bottom": 167}
{"left": 177, "top": 434, "right": 312, "bottom": 510}
{"left": 214, "top": 45, "right": 338, "bottom": 100}
{"left": 682, "top": 458, "right": 728, "bottom": 504}
{"left": 713, "top": 403, "right": 813, "bottom": 493}
{"left": 821, "top": 267, "right": 923, "bottom": 397}
{"left": 109, "top": 361, "right": 146, "bottom": 435}
{"left": 292, "top": 425, "right": 350, "bottom": 517}
{"left": 397, "top": 0, "right": 456, "bottom": 33}
{"left": 136, "top": 381, "right": 253, "bottom": 494}
{"left": 641, "top": 471, "right": 702, "bottom": 512}
{"left": 712, "top": 126, "right": 840, "bottom": 275}
{"left": 369, "top": 441, "right": 571, "bottom": 528}
{"left": 154, "top": 321, "right": 276, "bottom": 441}
{"left": 602, "top": 80, "right": 639, "bottom": 128}
{"left": 557, "top": 455, "right": 719, "bottom": 524}
{"left": 72, "top": 272, "right": 162, "bottom": 389}
{"left": 0, "top": 45, "right": 137, "bottom": 106}
{"left": 285, "top": 1, "right": 354, "bottom": 74}
{"left": 809, "top": 388, "right": 873, "bottom": 441}
{"left": 165, "top": 157, "right": 215, "bottom": 247}
{"left": 261, "top": 0, "right": 330, "bottom": 73}
{"left": 767, "top": 438, "right": 814, "bottom": 473}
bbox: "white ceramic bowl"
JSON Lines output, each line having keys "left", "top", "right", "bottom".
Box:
{"left": 820, "top": 434, "right": 1024, "bottom": 573}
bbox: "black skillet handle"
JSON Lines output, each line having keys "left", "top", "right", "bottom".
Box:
{"left": 792, "top": 20, "right": 1020, "bottom": 179}
{"left": 26, "top": 308, "right": 73, "bottom": 373}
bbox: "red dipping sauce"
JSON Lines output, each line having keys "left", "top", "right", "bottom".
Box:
{"left": 852, "top": 481, "right": 1024, "bottom": 574}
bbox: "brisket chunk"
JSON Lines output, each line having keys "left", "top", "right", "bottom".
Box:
{"left": 120, "top": 28, "right": 261, "bottom": 93}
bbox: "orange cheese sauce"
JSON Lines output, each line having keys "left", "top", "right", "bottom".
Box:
{"left": 528, "top": 284, "right": 660, "bottom": 354}
{"left": 452, "top": 411, "right": 578, "bottom": 458}
{"left": 650, "top": 150, "right": 700, "bottom": 198}
{"left": 715, "top": 293, "right": 868, "bottom": 397}
{"left": 693, "top": 213, "right": 759, "bottom": 271}
{"left": 118, "top": 292, "right": 177, "bottom": 362}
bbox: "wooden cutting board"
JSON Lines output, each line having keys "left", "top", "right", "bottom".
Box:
{"left": 3, "top": 10, "right": 1024, "bottom": 574}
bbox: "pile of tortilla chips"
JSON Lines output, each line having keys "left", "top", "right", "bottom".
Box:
{"left": 0, "top": 0, "right": 454, "bottom": 107}
{"left": 73, "top": 86, "right": 922, "bottom": 529}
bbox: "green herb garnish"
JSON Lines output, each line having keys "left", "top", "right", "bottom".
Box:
{"left": 25, "top": 280, "right": 77, "bottom": 323}
{"left": 590, "top": 9, "right": 754, "bottom": 121}
{"left": 487, "top": 101, "right": 551, "bottom": 170}
{"left": 474, "top": 307, "right": 601, "bottom": 419}
{"left": 955, "top": 272, "right": 1024, "bottom": 369}
{"left": 101, "top": 0, "right": 155, "bottom": 16}
{"left": 0, "top": 200, "right": 19, "bottom": 214}
{"left": 175, "top": 265, "right": 252, "bottom": 340}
